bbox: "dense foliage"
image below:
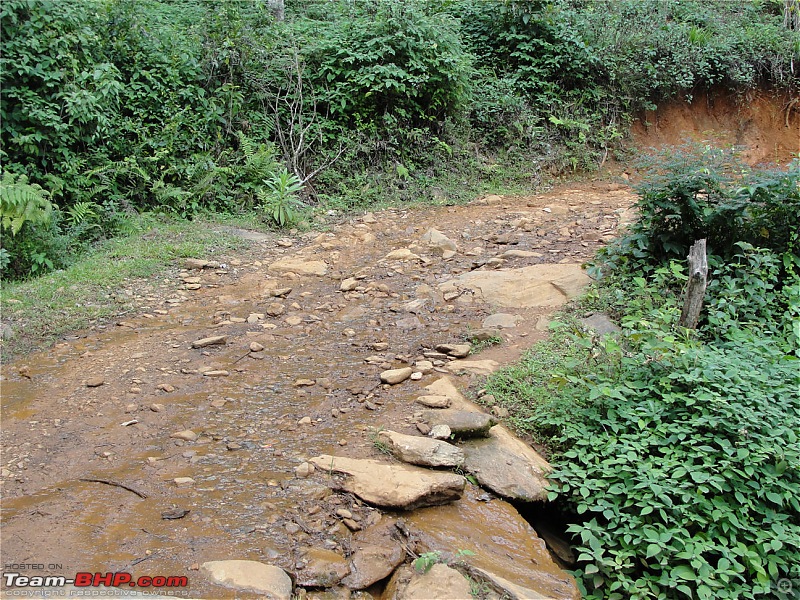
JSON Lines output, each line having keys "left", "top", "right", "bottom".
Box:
{"left": 487, "top": 152, "right": 800, "bottom": 598}
{"left": 2, "top": 0, "right": 799, "bottom": 279}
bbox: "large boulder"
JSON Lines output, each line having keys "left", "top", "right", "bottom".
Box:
{"left": 406, "top": 488, "right": 580, "bottom": 600}
{"left": 384, "top": 564, "right": 473, "bottom": 600}
{"left": 201, "top": 560, "right": 292, "bottom": 599}
{"left": 309, "top": 455, "right": 465, "bottom": 510}
{"left": 292, "top": 547, "right": 350, "bottom": 587}
{"left": 341, "top": 543, "right": 405, "bottom": 590}
{"left": 461, "top": 425, "right": 551, "bottom": 502}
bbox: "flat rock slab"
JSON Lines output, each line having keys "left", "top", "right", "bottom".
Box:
{"left": 461, "top": 425, "right": 551, "bottom": 502}
{"left": 268, "top": 257, "right": 328, "bottom": 276}
{"left": 406, "top": 487, "right": 580, "bottom": 600}
{"left": 201, "top": 560, "right": 292, "bottom": 599}
{"left": 482, "top": 313, "right": 523, "bottom": 328}
{"left": 445, "top": 359, "right": 500, "bottom": 376}
{"left": 378, "top": 430, "right": 465, "bottom": 468}
{"left": 424, "top": 377, "right": 482, "bottom": 412}
{"left": 440, "top": 264, "right": 589, "bottom": 308}
{"left": 341, "top": 542, "right": 405, "bottom": 589}
{"left": 293, "top": 547, "right": 350, "bottom": 587}
{"left": 309, "top": 455, "right": 465, "bottom": 510}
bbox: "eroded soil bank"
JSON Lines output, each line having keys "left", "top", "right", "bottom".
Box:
{"left": 1, "top": 184, "right": 636, "bottom": 598}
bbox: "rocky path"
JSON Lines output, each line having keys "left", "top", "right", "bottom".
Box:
{"left": 1, "top": 183, "right": 635, "bottom": 599}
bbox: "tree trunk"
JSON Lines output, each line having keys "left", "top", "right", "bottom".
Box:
{"left": 786, "top": 0, "right": 799, "bottom": 30}
{"left": 678, "top": 239, "right": 708, "bottom": 329}
{"left": 268, "top": 0, "right": 285, "bottom": 22}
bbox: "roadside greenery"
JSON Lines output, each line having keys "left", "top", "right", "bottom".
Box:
{"left": 0, "top": 213, "right": 253, "bottom": 359}
{"left": 487, "top": 150, "right": 800, "bottom": 598}
{"left": 2, "top": 0, "right": 798, "bottom": 280}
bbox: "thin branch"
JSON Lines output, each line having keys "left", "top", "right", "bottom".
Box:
{"left": 79, "top": 478, "right": 148, "bottom": 499}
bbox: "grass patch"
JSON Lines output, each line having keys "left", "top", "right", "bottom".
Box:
{"left": 1, "top": 214, "right": 255, "bottom": 361}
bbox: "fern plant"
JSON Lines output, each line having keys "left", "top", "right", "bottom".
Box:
{"left": 0, "top": 171, "right": 55, "bottom": 235}
{"left": 257, "top": 169, "right": 304, "bottom": 227}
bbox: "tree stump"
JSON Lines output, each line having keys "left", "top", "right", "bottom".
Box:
{"left": 678, "top": 239, "right": 708, "bottom": 329}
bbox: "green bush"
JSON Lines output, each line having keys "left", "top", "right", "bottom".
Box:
{"left": 301, "top": 0, "right": 471, "bottom": 132}
{"left": 599, "top": 146, "right": 800, "bottom": 272}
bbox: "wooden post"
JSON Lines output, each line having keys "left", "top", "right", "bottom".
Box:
{"left": 678, "top": 239, "right": 708, "bottom": 329}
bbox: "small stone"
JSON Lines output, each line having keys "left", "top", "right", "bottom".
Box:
{"left": 436, "top": 343, "right": 471, "bottom": 358}
{"left": 174, "top": 477, "right": 195, "bottom": 488}
{"left": 285, "top": 316, "right": 303, "bottom": 326}
{"left": 150, "top": 404, "right": 165, "bottom": 412}
{"left": 191, "top": 335, "right": 227, "bottom": 348}
{"left": 125, "top": 403, "right": 137, "bottom": 413}
{"left": 295, "top": 378, "right": 316, "bottom": 387}
{"left": 171, "top": 430, "right": 198, "bottom": 442}
{"left": 416, "top": 422, "right": 431, "bottom": 435}
{"left": 295, "top": 462, "right": 315, "bottom": 478}
{"left": 284, "top": 522, "right": 301, "bottom": 534}
{"left": 250, "top": 342, "right": 265, "bottom": 352}
{"left": 227, "top": 442, "right": 242, "bottom": 451}
{"left": 203, "top": 370, "right": 230, "bottom": 377}
{"left": 371, "top": 342, "right": 389, "bottom": 351}
{"left": 271, "top": 287, "right": 293, "bottom": 297}
{"left": 335, "top": 508, "right": 353, "bottom": 519}
{"left": 414, "top": 360, "right": 434, "bottom": 374}
{"left": 157, "top": 384, "right": 176, "bottom": 393}
{"left": 340, "top": 278, "right": 359, "bottom": 292}
{"left": 343, "top": 518, "right": 361, "bottom": 531}
{"left": 298, "top": 416, "right": 313, "bottom": 425}
{"left": 384, "top": 248, "right": 420, "bottom": 261}
{"left": 266, "top": 303, "right": 285, "bottom": 316}
{"left": 410, "top": 372, "right": 423, "bottom": 381}
{"left": 380, "top": 367, "right": 413, "bottom": 385}
{"left": 86, "top": 377, "right": 105, "bottom": 388}
{"left": 416, "top": 395, "right": 451, "bottom": 408}
{"left": 429, "top": 424, "right": 452, "bottom": 440}
{"left": 492, "top": 405, "right": 510, "bottom": 418}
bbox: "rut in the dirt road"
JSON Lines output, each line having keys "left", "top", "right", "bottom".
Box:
{"left": 1, "top": 184, "right": 635, "bottom": 599}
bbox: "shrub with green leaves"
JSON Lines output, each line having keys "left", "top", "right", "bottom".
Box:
{"left": 301, "top": 0, "right": 471, "bottom": 132}
{"left": 488, "top": 147, "right": 800, "bottom": 599}
{"left": 600, "top": 146, "right": 800, "bottom": 271}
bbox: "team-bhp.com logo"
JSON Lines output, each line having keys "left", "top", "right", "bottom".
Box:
{"left": 4, "top": 572, "right": 188, "bottom": 589}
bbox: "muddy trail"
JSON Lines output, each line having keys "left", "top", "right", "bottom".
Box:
{"left": 1, "top": 184, "right": 636, "bottom": 599}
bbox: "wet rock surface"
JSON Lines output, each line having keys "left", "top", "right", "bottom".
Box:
{"left": 378, "top": 429, "right": 465, "bottom": 468}
{"left": 1, "top": 183, "right": 635, "bottom": 598}
{"left": 309, "top": 455, "right": 466, "bottom": 509}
